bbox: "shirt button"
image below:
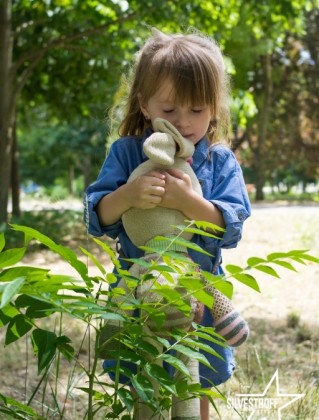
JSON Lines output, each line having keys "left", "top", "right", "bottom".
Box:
{"left": 237, "top": 211, "right": 245, "bottom": 221}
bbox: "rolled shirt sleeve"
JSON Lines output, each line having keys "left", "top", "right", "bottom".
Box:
{"left": 212, "top": 147, "right": 251, "bottom": 249}
{"left": 84, "top": 135, "right": 148, "bottom": 238}
{"left": 193, "top": 143, "right": 251, "bottom": 252}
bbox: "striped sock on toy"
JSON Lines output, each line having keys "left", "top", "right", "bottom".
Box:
{"left": 214, "top": 309, "right": 249, "bottom": 347}
{"left": 208, "top": 287, "right": 249, "bottom": 347}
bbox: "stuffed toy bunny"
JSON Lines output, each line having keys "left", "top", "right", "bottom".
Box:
{"left": 99, "top": 118, "right": 249, "bottom": 419}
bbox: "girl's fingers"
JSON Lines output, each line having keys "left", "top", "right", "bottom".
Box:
{"left": 164, "top": 168, "right": 184, "bottom": 179}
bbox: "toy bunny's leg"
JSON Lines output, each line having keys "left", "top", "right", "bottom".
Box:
{"left": 98, "top": 320, "right": 123, "bottom": 359}
{"left": 134, "top": 324, "right": 170, "bottom": 420}
{"left": 98, "top": 276, "right": 134, "bottom": 359}
{"left": 209, "top": 287, "right": 249, "bottom": 347}
{"left": 134, "top": 398, "right": 163, "bottom": 420}
{"left": 171, "top": 354, "right": 201, "bottom": 420}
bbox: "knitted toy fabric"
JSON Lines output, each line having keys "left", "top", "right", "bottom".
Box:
{"left": 99, "top": 119, "right": 249, "bottom": 419}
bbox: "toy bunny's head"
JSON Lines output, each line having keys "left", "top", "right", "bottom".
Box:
{"left": 143, "top": 118, "right": 195, "bottom": 166}
{"left": 122, "top": 118, "right": 202, "bottom": 248}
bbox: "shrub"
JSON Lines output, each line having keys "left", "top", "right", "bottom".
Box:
{"left": 0, "top": 223, "right": 318, "bottom": 418}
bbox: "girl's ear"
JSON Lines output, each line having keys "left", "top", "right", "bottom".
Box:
{"left": 138, "top": 93, "right": 148, "bottom": 117}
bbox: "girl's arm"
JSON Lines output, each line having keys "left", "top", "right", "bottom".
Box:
{"left": 180, "top": 189, "right": 225, "bottom": 229}
{"left": 158, "top": 168, "right": 225, "bottom": 229}
{"left": 96, "top": 171, "right": 166, "bottom": 226}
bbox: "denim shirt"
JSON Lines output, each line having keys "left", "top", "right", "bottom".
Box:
{"left": 84, "top": 128, "right": 251, "bottom": 275}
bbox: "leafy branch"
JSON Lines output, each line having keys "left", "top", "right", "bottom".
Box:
{"left": 0, "top": 223, "right": 318, "bottom": 418}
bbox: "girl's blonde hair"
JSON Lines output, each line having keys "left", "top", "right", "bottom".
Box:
{"left": 119, "top": 28, "right": 231, "bottom": 145}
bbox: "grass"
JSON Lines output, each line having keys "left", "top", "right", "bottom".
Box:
{"left": 1, "top": 312, "right": 317, "bottom": 419}
{"left": 249, "top": 190, "right": 319, "bottom": 204}
{"left": 5, "top": 208, "right": 87, "bottom": 251}
{"left": 0, "top": 316, "right": 102, "bottom": 420}
{"left": 213, "top": 316, "right": 319, "bottom": 419}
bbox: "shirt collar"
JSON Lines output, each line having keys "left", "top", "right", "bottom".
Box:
{"left": 192, "top": 137, "right": 210, "bottom": 170}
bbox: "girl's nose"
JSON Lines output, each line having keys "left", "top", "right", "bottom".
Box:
{"left": 174, "top": 111, "right": 190, "bottom": 133}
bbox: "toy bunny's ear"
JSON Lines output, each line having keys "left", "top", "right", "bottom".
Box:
{"left": 143, "top": 131, "right": 176, "bottom": 166}
{"left": 153, "top": 118, "right": 194, "bottom": 159}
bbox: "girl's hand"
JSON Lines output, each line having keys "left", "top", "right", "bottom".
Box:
{"left": 127, "top": 170, "right": 166, "bottom": 209}
{"left": 159, "top": 168, "right": 195, "bottom": 212}
{"left": 158, "top": 168, "right": 225, "bottom": 231}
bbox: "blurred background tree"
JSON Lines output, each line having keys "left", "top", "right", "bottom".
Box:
{"left": 1, "top": 0, "right": 318, "bottom": 225}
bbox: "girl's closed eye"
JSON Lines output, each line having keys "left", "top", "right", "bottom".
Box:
{"left": 163, "top": 109, "right": 174, "bottom": 113}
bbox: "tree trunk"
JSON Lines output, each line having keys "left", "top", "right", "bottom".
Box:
{"left": 0, "top": 0, "right": 14, "bottom": 225}
{"left": 11, "top": 117, "right": 21, "bottom": 217}
{"left": 67, "top": 165, "right": 74, "bottom": 196}
{"left": 254, "top": 54, "right": 273, "bottom": 201}
{"left": 83, "top": 154, "right": 92, "bottom": 191}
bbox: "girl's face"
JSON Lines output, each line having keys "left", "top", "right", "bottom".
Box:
{"left": 139, "top": 79, "right": 212, "bottom": 145}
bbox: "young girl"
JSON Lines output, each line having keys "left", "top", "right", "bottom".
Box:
{"left": 84, "top": 28, "right": 251, "bottom": 420}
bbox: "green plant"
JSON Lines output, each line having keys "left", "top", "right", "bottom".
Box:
{"left": 287, "top": 311, "right": 301, "bottom": 329}
{"left": 0, "top": 223, "right": 318, "bottom": 419}
{"left": 295, "top": 326, "right": 312, "bottom": 343}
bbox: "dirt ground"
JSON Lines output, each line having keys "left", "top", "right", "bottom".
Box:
{"left": 213, "top": 203, "right": 319, "bottom": 419}
{"left": 1, "top": 202, "right": 318, "bottom": 419}
{"left": 224, "top": 203, "right": 319, "bottom": 324}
